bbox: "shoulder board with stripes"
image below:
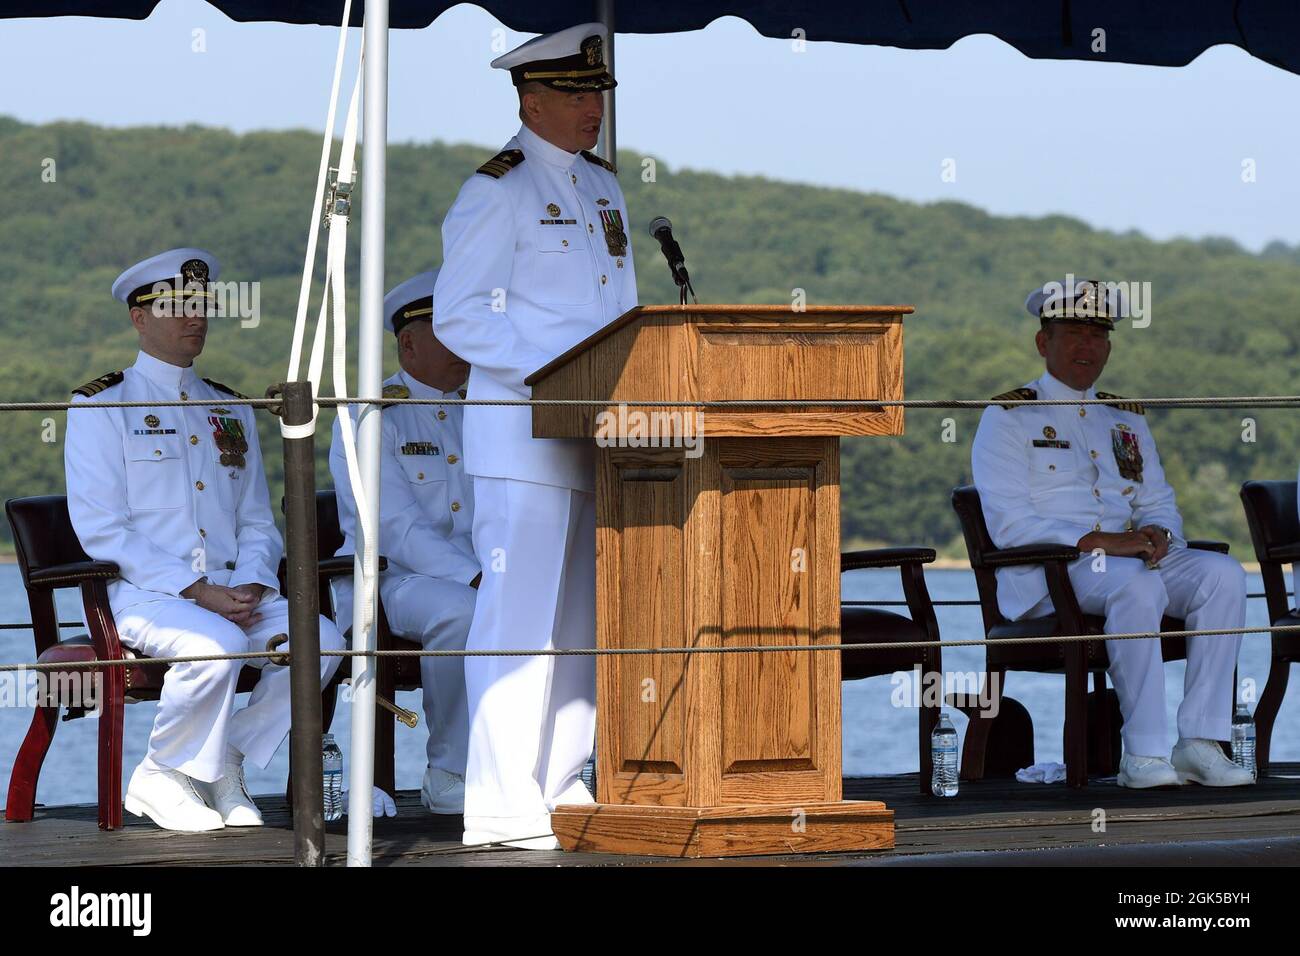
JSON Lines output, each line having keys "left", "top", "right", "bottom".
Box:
{"left": 381, "top": 383, "right": 410, "bottom": 408}
{"left": 580, "top": 150, "right": 617, "bottom": 174}
{"left": 475, "top": 149, "right": 525, "bottom": 179}
{"left": 990, "top": 387, "right": 1037, "bottom": 410}
{"left": 1096, "top": 391, "right": 1145, "bottom": 415}
{"left": 72, "top": 370, "right": 124, "bottom": 397}
{"left": 203, "top": 378, "right": 249, "bottom": 399}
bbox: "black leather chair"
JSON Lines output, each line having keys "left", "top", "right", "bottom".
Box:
{"left": 840, "top": 547, "right": 943, "bottom": 795}
{"left": 1239, "top": 480, "right": 1300, "bottom": 774}
{"left": 951, "top": 485, "right": 1229, "bottom": 787}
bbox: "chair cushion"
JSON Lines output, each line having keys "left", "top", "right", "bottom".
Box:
{"left": 1274, "top": 611, "right": 1300, "bottom": 662}
{"left": 987, "top": 613, "right": 1190, "bottom": 671}
{"left": 840, "top": 605, "right": 928, "bottom": 681}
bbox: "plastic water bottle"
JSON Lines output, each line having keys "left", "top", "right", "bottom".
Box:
{"left": 581, "top": 757, "right": 597, "bottom": 799}
{"left": 1231, "top": 703, "right": 1256, "bottom": 780}
{"left": 322, "top": 733, "right": 344, "bottom": 821}
{"left": 931, "top": 712, "right": 959, "bottom": 797}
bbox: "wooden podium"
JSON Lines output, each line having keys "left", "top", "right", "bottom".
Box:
{"left": 525, "top": 305, "right": 912, "bottom": 857}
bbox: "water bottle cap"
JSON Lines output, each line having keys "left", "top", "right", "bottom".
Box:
{"left": 322, "top": 732, "right": 336, "bottom": 743}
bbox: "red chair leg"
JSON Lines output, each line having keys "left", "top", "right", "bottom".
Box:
{"left": 1092, "top": 670, "right": 1116, "bottom": 777}
{"left": 959, "top": 668, "right": 1003, "bottom": 782}
{"left": 1255, "top": 657, "right": 1290, "bottom": 776}
{"left": 97, "top": 664, "right": 126, "bottom": 830}
{"left": 1064, "top": 647, "right": 1089, "bottom": 788}
{"left": 5, "top": 702, "right": 60, "bottom": 822}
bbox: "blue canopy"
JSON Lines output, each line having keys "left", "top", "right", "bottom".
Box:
{"left": 6, "top": 1, "right": 1300, "bottom": 75}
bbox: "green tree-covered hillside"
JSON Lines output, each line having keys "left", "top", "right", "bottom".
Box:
{"left": 1, "top": 117, "right": 1297, "bottom": 556}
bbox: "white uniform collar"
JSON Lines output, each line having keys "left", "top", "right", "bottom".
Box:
{"left": 397, "top": 367, "right": 463, "bottom": 402}
{"left": 1037, "top": 369, "right": 1095, "bottom": 402}
{"left": 516, "top": 123, "right": 580, "bottom": 169}
{"left": 132, "top": 350, "right": 201, "bottom": 391}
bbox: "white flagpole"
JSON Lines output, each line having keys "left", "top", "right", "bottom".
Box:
{"left": 347, "top": 0, "right": 388, "bottom": 868}
{"left": 596, "top": 0, "right": 616, "bottom": 162}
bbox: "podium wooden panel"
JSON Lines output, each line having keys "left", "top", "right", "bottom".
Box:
{"left": 526, "top": 305, "right": 911, "bottom": 857}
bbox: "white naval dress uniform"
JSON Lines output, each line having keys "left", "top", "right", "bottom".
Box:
{"left": 434, "top": 124, "right": 638, "bottom": 833}
{"left": 971, "top": 370, "right": 1245, "bottom": 755}
{"left": 64, "top": 351, "right": 345, "bottom": 783}
{"left": 330, "top": 369, "right": 479, "bottom": 775}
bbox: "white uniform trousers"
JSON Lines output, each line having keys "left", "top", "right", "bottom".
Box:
{"left": 462, "top": 477, "right": 597, "bottom": 830}
{"left": 114, "top": 595, "right": 345, "bottom": 782}
{"left": 1021, "top": 547, "right": 1245, "bottom": 757}
{"left": 379, "top": 573, "right": 476, "bottom": 774}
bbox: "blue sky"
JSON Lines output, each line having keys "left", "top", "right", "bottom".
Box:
{"left": 2, "top": 1, "right": 1298, "bottom": 251}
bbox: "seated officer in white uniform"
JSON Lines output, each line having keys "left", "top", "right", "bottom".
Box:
{"left": 434, "top": 23, "right": 637, "bottom": 848}
{"left": 330, "top": 269, "right": 479, "bottom": 815}
{"left": 971, "top": 277, "right": 1252, "bottom": 789}
{"left": 64, "top": 248, "right": 346, "bottom": 831}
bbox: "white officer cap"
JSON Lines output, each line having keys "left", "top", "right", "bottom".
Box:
{"left": 490, "top": 22, "right": 616, "bottom": 92}
{"left": 384, "top": 269, "right": 440, "bottom": 335}
{"left": 112, "top": 247, "right": 220, "bottom": 307}
{"left": 1025, "top": 275, "right": 1126, "bottom": 330}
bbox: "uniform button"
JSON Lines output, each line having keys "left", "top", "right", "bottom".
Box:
{"left": 1079, "top": 408, "right": 1086, "bottom": 417}
{"left": 588, "top": 224, "right": 594, "bottom": 233}
{"left": 1090, "top": 450, "right": 1098, "bottom": 459}
{"left": 1048, "top": 464, "right": 1056, "bottom": 471}
{"left": 451, "top": 501, "right": 462, "bottom": 513}
{"left": 180, "top": 391, "right": 189, "bottom": 401}
{"left": 199, "top": 528, "right": 206, "bottom": 537}
{"left": 190, "top": 435, "right": 199, "bottom": 445}
{"left": 601, "top": 275, "right": 607, "bottom": 284}
{"left": 437, "top": 410, "right": 447, "bottom": 420}
{"left": 154, "top": 449, "right": 162, "bottom": 457}
{"left": 416, "top": 472, "right": 424, "bottom": 480}
{"left": 561, "top": 239, "right": 569, "bottom": 247}
{"left": 195, "top": 480, "right": 205, "bottom": 491}
{"left": 571, "top": 174, "right": 577, "bottom": 184}
{"left": 616, "top": 258, "right": 624, "bottom": 269}
{"left": 1093, "top": 488, "right": 1101, "bottom": 497}
{"left": 448, "top": 454, "right": 459, "bottom": 464}
{"left": 1122, "top": 486, "right": 1134, "bottom": 496}
{"left": 1093, "top": 523, "right": 1101, "bottom": 531}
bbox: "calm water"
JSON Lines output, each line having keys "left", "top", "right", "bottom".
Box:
{"left": 1, "top": 565, "right": 1295, "bottom": 807}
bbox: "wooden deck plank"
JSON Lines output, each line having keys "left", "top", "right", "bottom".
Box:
{"left": 5, "top": 767, "right": 1299, "bottom": 866}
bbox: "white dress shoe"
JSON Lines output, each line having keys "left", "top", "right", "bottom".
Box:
{"left": 124, "top": 764, "right": 225, "bottom": 832}
{"left": 420, "top": 766, "right": 465, "bottom": 815}
{"left": 202, "top": 750, "right": 264, "bottom": 826}
{"left": 1172, "top": 738, "right": 1255, "bottom": 787}
{"left": 1116, "top": 752, "right": 1181, "bottom": 789}
{"left": 463, "top": 814, "right": 558, "bottom": 850}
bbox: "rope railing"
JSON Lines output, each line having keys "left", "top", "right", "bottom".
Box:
{"left": 2, "top": 588, "right": 1288, "bottom": 627}
{"left": 6, "top": 393, "right": 1300, "bottom": 412}
{"left": 3, "top": 621, "right": 1299, "bottom": 674}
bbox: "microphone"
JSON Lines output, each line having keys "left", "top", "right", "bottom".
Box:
{"left": 647, "top": 216, "right": 697, "bottom": 303}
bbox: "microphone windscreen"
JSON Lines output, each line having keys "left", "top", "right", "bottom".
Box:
{"left": 648, "top": 216, "right": 672, "bottom": 237}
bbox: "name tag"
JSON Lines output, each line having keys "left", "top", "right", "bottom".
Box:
{"left": 401, "top": 442, "right": 439, "bottom": 456}
{"left": 1032, "top": 439, "right": 1071, "bottom": 449}
{"left": 538, "top": 218, "right": 578, "bottom": 225}
{"left": 133, "top": 428, "right": 177, "bottom": 435}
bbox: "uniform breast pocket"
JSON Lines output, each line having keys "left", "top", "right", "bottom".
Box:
{"left": 1028, "top": 449, "right": 1079, "bottom": 491}
{"left": 398, "top": 456, "right": 450, "bottom": 517}
{"left": 124, "top": 436, "right": 187, "bottom": 510}
{"left": 531, "top": 227, "right": 595, "bottom": 305}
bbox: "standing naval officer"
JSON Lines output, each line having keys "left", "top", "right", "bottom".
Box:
{"left": 64, "top": 248, "right": 345, "bottom": 831}
{"left": 971, "top": 277, "right": 1252, "bottom": 788}
{"left": 433, "top": 22, "right": 638, "bottom": 848}
{"left": 330, "top": 269, "right": 479, "bottom": 816}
